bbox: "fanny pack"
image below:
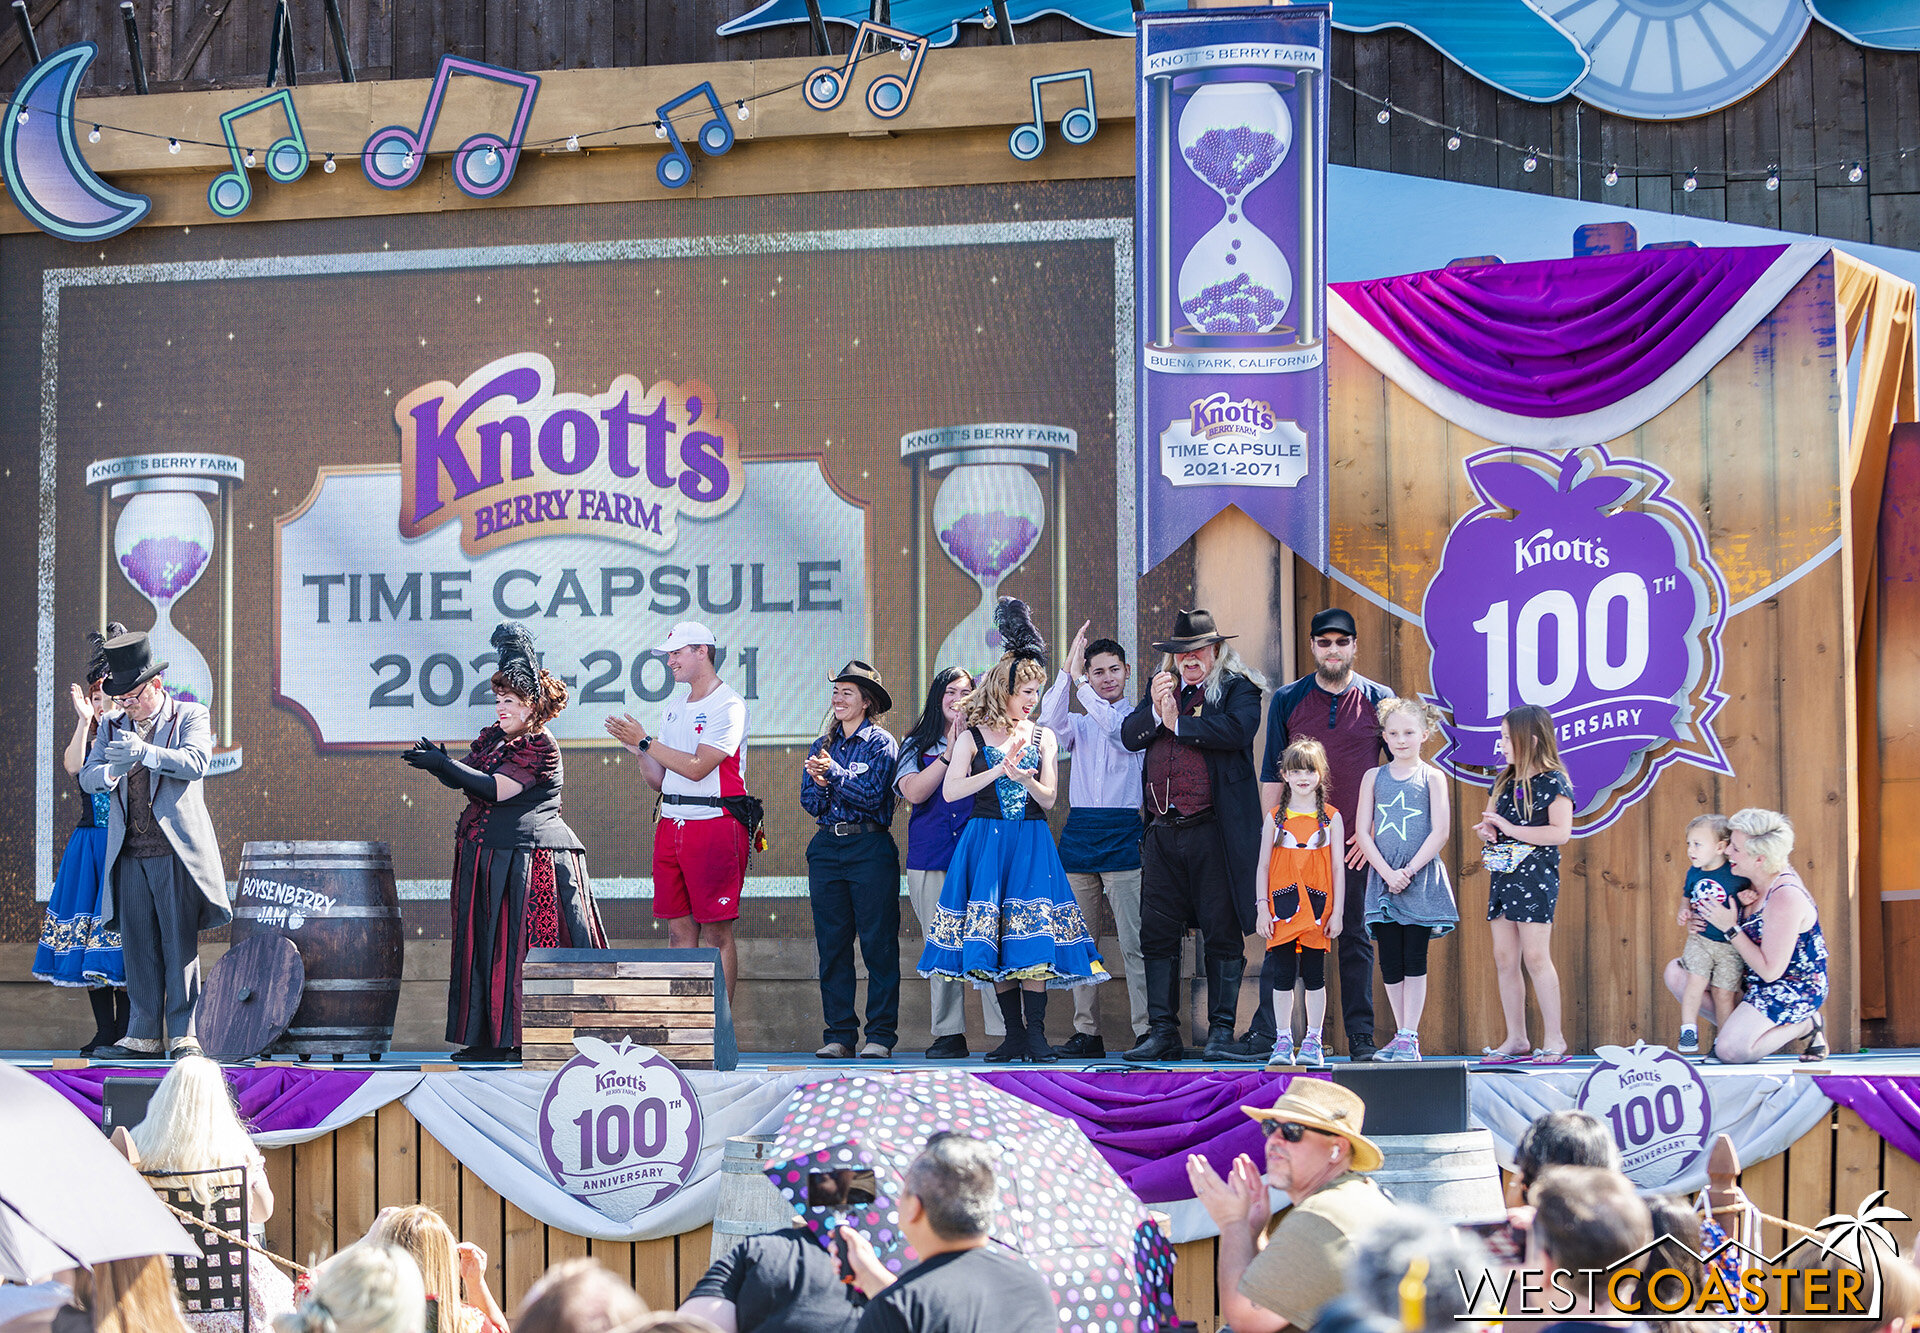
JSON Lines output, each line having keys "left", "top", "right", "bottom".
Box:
{"left": 720, "top": 794, "right": 769, "bottom": 857}
{"left": 1482, "top": 840, "right": 1534, "bottom": 875}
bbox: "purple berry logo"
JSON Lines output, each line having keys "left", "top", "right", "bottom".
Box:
{"left": 1576, "top": 1042, "right": 1713, "bottom": 1190}
{"left": 537, "top": 1036, "right": 702, "bottom": 1222}
{"left": 1422, "top": 445, "right": 1730, "bottom": 834}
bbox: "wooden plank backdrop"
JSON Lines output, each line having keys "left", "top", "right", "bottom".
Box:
{"left": 1300, "top": 257, "right": 1853, "bottom": 1059}
{"left": 258, "top": 1102, "right": 1920, "bottom": 1333}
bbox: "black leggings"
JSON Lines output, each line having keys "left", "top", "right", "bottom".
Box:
{"left": 1261, "top": 941, "right": 1326, "bottom": 992}
{"left": 1372, "top": 921, "right": 1431, "bottom": 985}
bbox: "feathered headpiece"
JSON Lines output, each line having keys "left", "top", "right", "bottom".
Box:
{"left": 994, "top": 597, "right": 1046, "bottom": 667}
{"left": 491, "top": 621, "right": 542, "bottom": 701}
{"left": 85, "top": 622, "right": 125, "bottom": 685}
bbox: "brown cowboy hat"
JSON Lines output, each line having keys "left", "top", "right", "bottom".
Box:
{"left": 100, "top": 631, "right": 168, "bottom": 699}
{"left": 1242, "top": 1079, "right": 1384, "bottom": 1173}
{"left": 1151, "top": 608, "right": 1237, "bottom": 654}
{"left": 830, "top": 660, "right": 892, "bottom": 716}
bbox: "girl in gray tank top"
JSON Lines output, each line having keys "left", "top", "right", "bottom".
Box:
{"left": 1355, "top": 698, "right": 1458, "bottom": 1062}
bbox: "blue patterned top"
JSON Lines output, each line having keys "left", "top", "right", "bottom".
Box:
{"left": 1739, "top": 870, "right": 1829, "bottom": 1027}
{"left": 80, "top": 786, "right": 111, "bottom": 830}
{"left": 981, "top": 738, "right": 1042, "bottom": 820}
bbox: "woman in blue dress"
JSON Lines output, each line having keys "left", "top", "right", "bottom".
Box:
{"left": 33, "top": 626, "right": 128, "bottom": 1054}
{"left": 917, "top": 599, "right": 1105, "bottom": 1063}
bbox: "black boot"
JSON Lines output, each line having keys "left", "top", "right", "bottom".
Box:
{"left": 1203, "top": 955, "right": 1251, "bottom": 1061}
{"left": 982, "top": 989, "right": 1030, "bottom": 1063}
{"left": 1022, "top": 990, "right": 1056, "bottom": 1063}
{"left": 112, "top": 988, "right": 129, "bottom": 1044}
{"left": 80, "top": 987, "right": 117, "bottom": 1056}
{"left": 1123, "top": 958, "right": 1184, "bottom": 1062}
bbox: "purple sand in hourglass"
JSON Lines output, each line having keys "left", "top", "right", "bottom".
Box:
{"left": 939, "top": 512, "right": 1039, "bottom": 583}
{"left": 1185, "top": 272, "right": 1286, "bottom": 334}
{"left": 119, "top": 536, "right": 209, "bottom": 601}
{"left": 1183, "top": 125, "right": 1280, "bottom": 198}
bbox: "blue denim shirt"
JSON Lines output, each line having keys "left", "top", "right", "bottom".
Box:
{"left": 801, "top": 720, "right": 899, "bottom": 827}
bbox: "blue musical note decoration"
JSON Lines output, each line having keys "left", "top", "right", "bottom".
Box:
{"left": 802, "top": 20, "right": 928, "bottom": 120}
{"left": 655, "top": 82, "right": 735, "bottom": 189}
{"left": 207, "top": 89, "right": 309, "bottom": 217}
{"left": 1009, "top": 69, "right": 1097, "bottom": 161}
{"left": 362, "top": 55, "right": 540, "bottom": 199}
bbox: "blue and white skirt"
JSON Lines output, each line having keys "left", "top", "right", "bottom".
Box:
{"left": 916, "top": 818, "right": 1106, "bottom": 989}
{"left": 33, "top": 824, "right": 124, "bottom": 987}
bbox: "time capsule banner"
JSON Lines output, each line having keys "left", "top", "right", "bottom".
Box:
{"left": 1135, "top": 5, "right": 1331, "bottom": 575}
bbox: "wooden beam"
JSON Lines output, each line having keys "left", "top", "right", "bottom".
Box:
{"left": 0, "top": 0, "right": 64, "bottom": 73}
{"left": 164, "top": 0, "right": 237, "bottom": 83}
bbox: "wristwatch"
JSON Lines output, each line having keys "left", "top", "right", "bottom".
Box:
{"left": 637, "top": 736, "right": 652, "bottom": 752}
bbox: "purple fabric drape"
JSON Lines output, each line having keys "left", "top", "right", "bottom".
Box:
{"left": 1332, "top": 245, "right": 1788, "bottom": 418}
{"left": 980, "top": 1069, "right": 1322, "bottom": 1204}
{"left": 1815, "top": 1076, "right": 1920, "bottom": 1164}
{"left": 33, "top": 1067, "right": 371, "bottom": 1134}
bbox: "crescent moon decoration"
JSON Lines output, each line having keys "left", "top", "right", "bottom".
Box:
{"left": 2, "top": 42, "right": 151, "bottom": 243}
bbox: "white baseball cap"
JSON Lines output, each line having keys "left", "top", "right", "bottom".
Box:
{"left": 655, "top": 621, "right": 717, "bottom": 653}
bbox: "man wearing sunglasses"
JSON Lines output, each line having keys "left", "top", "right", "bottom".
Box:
{"left": 1240, "top": 608, "right": 1395, "bottom": 1063}
{"left": 1187, "top": 1080, "right": 1395, "bottom": 1333}
{"left": 81, "top": 631, "right": 230, "bottom": 1060}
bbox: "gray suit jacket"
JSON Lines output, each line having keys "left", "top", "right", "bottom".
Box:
{"left": 79, "top": 692, "right": 232, "bottom": 932}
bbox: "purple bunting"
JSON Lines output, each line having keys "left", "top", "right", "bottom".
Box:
{"left": 1813, "top": 1076, "right": 1920, "bottom": 1166}
{"left": 33, "top": 1067, "right": 371, "bottom": 1135}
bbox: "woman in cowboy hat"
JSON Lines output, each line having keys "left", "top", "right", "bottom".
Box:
{"left": 917, "top": 598, "right": 1106, "bottom": 1064}
{"left": 1188, "top": 1079, "right": 1397, "bottom": 1333}
{"left": 402, "top": 622, "right": 607, "bottom": 1063}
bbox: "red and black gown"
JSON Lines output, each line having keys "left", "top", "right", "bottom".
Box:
{"left": 446, "top": 725, "right": 607, "bottom": 1048}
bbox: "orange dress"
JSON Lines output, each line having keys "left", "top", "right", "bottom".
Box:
{"left": 1265, "top": 805, "right": 1337, "bottom": 951}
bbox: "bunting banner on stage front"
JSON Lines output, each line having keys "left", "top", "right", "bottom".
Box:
{"left": 1135, "top": 4, "right": 1331, "bottom": 573}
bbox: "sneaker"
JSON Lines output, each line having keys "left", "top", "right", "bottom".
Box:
{"left": 1060, "top": 1033, "right": 1106, "bottom": 1058}
{"left": 1677, "top": 1025, "right": 1701, "bottom": 1056}
{"left": 1299, "top": 1030, "right": 1326, "bottom": 1069}
{"left": 815, "top": 1041, "right": 856, "bottom": 1059}
{"left": 1347, "top": 1034, "right": 1378, "bottom": 1062}
{"left": 1375, "top": 1031, "right": 1419, "bottom": 1062}
{"left": 1264, "top": 1033, "right": 1296, "bottom": 1069}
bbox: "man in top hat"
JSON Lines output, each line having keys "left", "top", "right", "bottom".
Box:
{"left": 1119, "top": 609, "right": 1264, "bottom": 1062}
{"left": 81, "top": 631, "right": 230, "bottom": 1059}
{"left": 607, "top": 621, "right": 752, "bottom": 1002}
{"left": 1240, "top": 607, "right": 1395, "bottom": 1062}
{"left": 1188, "top": 1080, "right": 1396, "bottom": 1333}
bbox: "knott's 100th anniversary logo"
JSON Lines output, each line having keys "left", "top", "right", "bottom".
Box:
{"left": 1422, "top": 445, "right": 1730, "bottom": 835}
{"left": 538, "top": 1037, "right": 703, "bottom": 1223}
{"left": 399, "top": 352, "right": 744, "bottom": 555}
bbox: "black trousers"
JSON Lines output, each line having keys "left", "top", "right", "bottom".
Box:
{"left": 1247, "top": 857, "right": 1375, "bottom": 1042}
{"left": 806, "top": 829, "right": 901, "bottom": 1048}
{"left": 1139, "top": 820, "right": 1244, "bottom": 963}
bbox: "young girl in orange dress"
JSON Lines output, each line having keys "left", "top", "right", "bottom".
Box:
{"left": 1255, "top": 739, "right": 1344, "bottom": 1069}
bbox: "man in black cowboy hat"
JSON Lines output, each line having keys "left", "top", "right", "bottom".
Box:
{"left": 1119, "top": 609, "right": 1263, "bottom": 1062}
{"left": 80, "top": 631, "right": 231, "bottom": 1059}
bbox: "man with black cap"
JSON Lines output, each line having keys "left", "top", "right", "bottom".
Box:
{"left": 81, "top": 631, "right": 230, "bottom": 1059}
{"left": 1119, "top": 609, "right": 1264, "bottom": 1062}
{"left": 1241, "top": 608, "right": 1393, "bottom": 1062}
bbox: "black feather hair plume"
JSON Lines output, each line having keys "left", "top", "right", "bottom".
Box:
{"left": 491, "top": 621, "right": 541, "bottom": 700}
{"left": 994, "top": 596, "right": 1046, "bottom": 666}
{"left": 85, "top": 622, "right": 125, "bottom": 685}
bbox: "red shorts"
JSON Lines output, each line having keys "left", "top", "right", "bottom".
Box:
{"left": 653, "top": 815, "right": 748, "bottom": 923}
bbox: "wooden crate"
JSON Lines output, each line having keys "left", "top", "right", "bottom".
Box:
{"left": 521, "top": 948, "right": 737, "bottom": 1071}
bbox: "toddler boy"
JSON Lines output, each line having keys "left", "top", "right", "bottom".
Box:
{"left": 1677, "top": 813, "right": 1749, "bottom": 1055}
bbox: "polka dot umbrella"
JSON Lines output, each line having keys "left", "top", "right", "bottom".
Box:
{"left": 764, "top": 1070, "right": 1178, "bottom": 1333}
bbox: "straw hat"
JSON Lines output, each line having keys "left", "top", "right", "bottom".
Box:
{"left": 1242, "top": 1079, "right": 1384, "bottom": 1173}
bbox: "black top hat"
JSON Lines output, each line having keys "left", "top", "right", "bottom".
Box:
{"left": 830, "top": 660, "right": 892, "bottom": 716}
{"left": 1151, "top": 608, "right": 1237, "bottom": 654}
{"left": 101, "top": 631, "right": 168, "bottom": 699}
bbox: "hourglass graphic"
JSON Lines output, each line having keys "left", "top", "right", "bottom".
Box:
{"left": 901, "top": 425, "right": 1078, "bottom": 682}
{"left": 1145, "top": 55, "right": 1322, "bottom": 361}
{"left": 87, "top": 453, "right": 245, "bottom": 774}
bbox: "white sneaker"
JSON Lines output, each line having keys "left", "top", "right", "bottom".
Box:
{"left": 1264, "top": 1033, "right": 1295, "bottom": 1069}
{"left": 1299, "top": 1030, "right": 1326, "bottom": 1069}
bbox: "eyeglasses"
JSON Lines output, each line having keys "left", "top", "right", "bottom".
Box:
{"left": 1260, "top": 1120, "right": 1334, "bottom": 1143}
{"left": 112, "top": 680, "right": 153, "bottom": 706}
{"left": 1312, "top": 636, "right": 1354, "bottom": 648}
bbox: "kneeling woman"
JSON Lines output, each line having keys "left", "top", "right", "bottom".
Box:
{"left": 403, "top": 622, "right": 607, "bottom": 1061}
{"left": 918, "top": 599, "right": 1105, "bottom": 1062}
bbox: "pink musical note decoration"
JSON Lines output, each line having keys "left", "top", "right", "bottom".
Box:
{"left": 362, "top": 55, "right": 541, "bottom": 199}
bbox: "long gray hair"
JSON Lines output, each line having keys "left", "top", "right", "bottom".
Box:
{"left": 1156, "top": 643, "right": 1266, "bottom": 705}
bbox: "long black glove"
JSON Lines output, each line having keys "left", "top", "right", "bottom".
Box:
{"left": 401, "top": 738, "right": 497, "bottom": 801}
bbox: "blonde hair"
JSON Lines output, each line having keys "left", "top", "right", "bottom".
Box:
{"left": 962, "top": 654, "right": 1048, "bottom": 729}
{"left": 77, "top": 1255, "right": 194, "bottom": 1333}
{"left": 1728, "top": 807, "right": 1795, "bottom": 875}
{"left": 1278, "top": 739, "right": 1331, "bottom": 819}
{"left": 1154, "top": 643, "right": 1266, "bottom": 705}
{"left": 365, "top": 1207, "right": 475, "bottom": 1333}
{"left": 130, "top": 1055, "right": 258, "bottom": 1204}
{"left": 1495, "top": 704, "right": 1567, "bottom": 821}
{"left": 513, "top": 1259, "right": 648, "bottom": 1333}
{"left": 275, "top": 1244, "right": 426, "bottom": 1333}
{"left": 1686, "top": 813, "right": 1732, "bottom": 844}
{"left": 1376, "top": 696, "right": 1441, "bottom": 733}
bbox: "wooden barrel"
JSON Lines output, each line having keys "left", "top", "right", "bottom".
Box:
{"left": 1369, "top": 1129, "right": 1507, "bottom": 1225}
{"left": 230, "top": 841, "right": 403, "bottom": 1058}
{"left": 710, "top": 1135, "right": 797, "bottom": 1263}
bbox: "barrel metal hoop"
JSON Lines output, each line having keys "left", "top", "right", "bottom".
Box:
{"left": 299, "top": 979, "right": 403, "bottom": 992}
{"left": 233, "top": 906, "right": 399, "bottom": 920}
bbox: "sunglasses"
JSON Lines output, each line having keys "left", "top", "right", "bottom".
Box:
{"left": 1260, "top": 1119, "right": 1335, "bottom": 1143}
{"left": 1312, "top": 636, "right": 1354, "bottom": 648}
